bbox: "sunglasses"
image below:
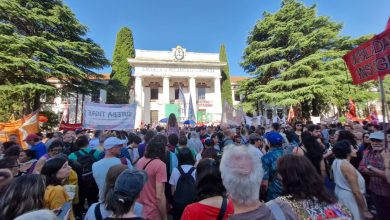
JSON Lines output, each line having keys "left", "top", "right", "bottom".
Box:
{"left": 370, "top": 139, "right": 383, "bottom": 143}
{"left": 296, "top": 124, "right": 302, "bottom": 127}
{"left": 364, "top": 136, "right": 370, "bottom": 138}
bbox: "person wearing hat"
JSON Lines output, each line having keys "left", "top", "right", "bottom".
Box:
{"left": 358, "top": 131, "right": 390, "bottom": 220}
{"left": 92, "top": 137, "right": 133, "bottom": 202}
{"left": 24, "top": 134, "right": 47, "bottom": 159}
{"left": 104, "top": 169, "right": 147, "bottom": 219}
{"left": 261, "top": 131, "right": 284, "bottom": 202}
{"left": 75, "top": 128, "right": 87, "bottom": 138}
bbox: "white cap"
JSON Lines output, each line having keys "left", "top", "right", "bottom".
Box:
{"left": 369, "top": 131, "right": 385, "bottom": 140}
{"left": 104, "top": 137, "right": 127, "bottom": 150}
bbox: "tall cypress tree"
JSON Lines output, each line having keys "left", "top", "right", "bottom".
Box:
{"left": 241, "top": 0, "right": 373, "bottom": 118}
{"left": 0, "top": 0, "right": 109, "bottom": 121}
{"left": 107, "top": 27, "right": 135, "bottom": 104}
{"left": 219, "top": 44, "right": 233, "bottom": 105}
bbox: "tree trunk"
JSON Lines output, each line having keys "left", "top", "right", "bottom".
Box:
{"left": 311, "top": 98, "right": 320, "bottom": 116}
{"left": 33, "top": 92, "right": 41, "bottom": 112}
{"left": 301, "top": 101, "right": 310, "bottom": 120}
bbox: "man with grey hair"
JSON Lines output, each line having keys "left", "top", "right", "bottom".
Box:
{"left": 220, "top": 144, "right": 294, "bottom": 219}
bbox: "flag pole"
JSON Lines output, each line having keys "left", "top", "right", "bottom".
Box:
{"left": 378, "top": 75, "right": 388, "bottom": 147}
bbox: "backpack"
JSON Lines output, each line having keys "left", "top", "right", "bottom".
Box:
{"left": 75, "top": 149, "right": 97, "bottom": 187}
{"left": 165, "top": 151, "right": 174, "bottom": 205}
{"left": 75, "top": 149, "right": 96, "bottom": 175}
{"left": 173, "top": 166, "right": 196, "bottom": 211}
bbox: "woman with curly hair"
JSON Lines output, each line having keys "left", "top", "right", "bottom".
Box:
{"left": 275, "top": 154, "right": 353, "bottom": 219}
{"left": 337, "top": 130, "right": 361, "bottom": 168}
{"left": 332, "top": 140, "right": 372, "bottom": 220}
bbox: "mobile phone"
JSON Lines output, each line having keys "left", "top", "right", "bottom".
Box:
{"left": 57, "top": 202, "right": 71, "bottom": 219}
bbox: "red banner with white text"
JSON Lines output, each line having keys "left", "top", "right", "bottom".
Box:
{"left": 343, "top": 28, "right": 390, "bottom": 84}
{"left": 59, "top": 121, "right": 82, "bottom": 131}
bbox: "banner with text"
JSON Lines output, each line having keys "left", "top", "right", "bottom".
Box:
{"left": 83, "top": 102, "right": 136, "bottom": 130}
{"left": 343, "top": 28, "right": 390, "bottom": 84}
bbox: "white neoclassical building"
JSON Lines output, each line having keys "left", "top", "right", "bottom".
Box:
{"left": 128, "top": 46, "right": 226, "bottom": 126}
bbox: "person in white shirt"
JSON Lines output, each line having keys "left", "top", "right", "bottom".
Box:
{"left": 169, "top": 147, "right": 196, "bottom": 220}
{"left": 92, "top": 137, "right": 133, "bottom": 201}
{"left": 169, "top": 148, "right": 196, "bottom": 192}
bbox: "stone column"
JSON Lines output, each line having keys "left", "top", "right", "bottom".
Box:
{"left": 189, "top": 76, "right": 197, "bottom": 119}
{"left": 214, "top": 77, "right": 222, "bottom": 118}
{"left": 134, "top": 76, "right": 143, "bottom": 128}
{"left": 163, "top": 76, "right": 170, "bottom": 118}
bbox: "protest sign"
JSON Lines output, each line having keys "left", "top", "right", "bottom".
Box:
{"left": 343, "top": 28, "right": 390, "bottom": 84}
{"left": 83, "top": 102, "right": 136, "bottom": 130}
{"left": 221, "top": 101, "right": 245, "bottom": 126}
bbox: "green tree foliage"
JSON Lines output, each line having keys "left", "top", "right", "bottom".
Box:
{"left": 107, "top": 27, "right": 135, "bottom": 104}
{"left": 219, "top": 44, "right": 233, "bottom": 105}
{"left": 0, "top": 0, "right": 109, "bottom": 121}
{"left": 40, "top": 110, "right": 60, "bottom": 131}
{"left": 241, "top": 0, "right": 374, "bottom": 118}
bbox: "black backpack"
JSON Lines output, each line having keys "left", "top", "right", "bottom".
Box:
{"left": 173, "top": 166, "right": 196, "bottom": 211}
{"left": 75, "top": 149, "right": 97, "bottom": 187}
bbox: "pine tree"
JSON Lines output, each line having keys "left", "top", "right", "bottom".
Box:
{"left": 0, "top": 0, "right": 109, "bottom": 121}
{"left": 107, "top": 27, "right": 135, "bottom": 104}
{"left": 241, "top": 0, "right": 374, "bottom": 118}
{"left": 219, "top": 44, "right": 233, "bottom": 105}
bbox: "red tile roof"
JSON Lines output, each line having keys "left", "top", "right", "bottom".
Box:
{"left": 230, "top": 76, "right": 247, "bottom": 84}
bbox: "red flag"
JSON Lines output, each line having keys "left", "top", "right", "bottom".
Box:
{"left": 386, "top": 17, "right": 390, "bottom": 30}
{"left": 348, "top": 98, "right": 357, "bottom": 118}
{"left": 343, "top": 23, "right": 390, "bottom": 85}
{"left": 287, "top": 106, "right": 295, "bottom": 122}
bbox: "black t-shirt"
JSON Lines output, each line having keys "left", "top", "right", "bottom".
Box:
{"left": 103, "top": 217, "right": 145, "bottom": 220}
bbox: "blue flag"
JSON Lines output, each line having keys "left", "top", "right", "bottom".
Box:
{"left": 188, "top": 93, "right": 196, "bottom": 121}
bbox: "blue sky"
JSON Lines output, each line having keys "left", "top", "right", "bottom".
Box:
{"left": 64, "top": 0, "right": 390, "bottom": 76}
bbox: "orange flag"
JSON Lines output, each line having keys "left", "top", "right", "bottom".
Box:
{"left": 0, "top": 111, "right": 39, "bottom": 149}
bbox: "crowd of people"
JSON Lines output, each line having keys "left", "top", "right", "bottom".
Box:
{"left": 1, "top": 113, "right": 390, "bottom": 220}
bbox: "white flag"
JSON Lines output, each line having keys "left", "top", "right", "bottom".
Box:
{"left": 178, "top": 84, "right": 186, "bottom": 117}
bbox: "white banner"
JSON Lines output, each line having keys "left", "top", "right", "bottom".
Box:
{"left": 245, "top": 116, "right": 253, "bottom": 126}
{"left": 310, "top": 116, "right": 321, "bottom": 124}
{"left": 83, "top": 102, "right": 136, "bottom": 130}
{"left": 221, "top": 101, "right": 245, "bottom": 126}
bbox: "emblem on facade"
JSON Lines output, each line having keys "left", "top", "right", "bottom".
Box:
{"left": 174, "top": 46, "right": 185, "bottom": 61}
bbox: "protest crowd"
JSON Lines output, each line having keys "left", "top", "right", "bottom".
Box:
{"left": 1, "top": 113, "right": 390, "bottom": 220}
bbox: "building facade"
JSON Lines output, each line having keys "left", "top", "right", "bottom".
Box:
{"left": 41, "top": 75, "right": 109, "bottom": 124}
{"left": 128, "top": 46, "right": 226, "bottom": 126}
